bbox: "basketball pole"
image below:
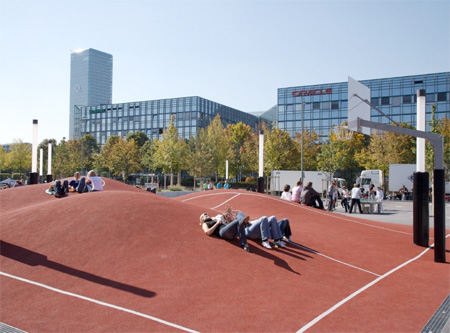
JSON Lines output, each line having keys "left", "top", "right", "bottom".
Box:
{"left": 352, "top": 116, "right": 445, "bottom": 263}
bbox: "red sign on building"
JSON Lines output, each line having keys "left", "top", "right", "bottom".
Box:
{"left": 292, "top": 88, "right": 332, "bottom": 97}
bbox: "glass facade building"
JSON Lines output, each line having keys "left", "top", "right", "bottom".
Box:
{"left": 277, "top": 72, "right": 449, "bottom": 140}
{"left": 69, "top": 49, "right": 113, "bottom": 139}
{"left": 79, "top": 96, "right": 258, "bottom": 145}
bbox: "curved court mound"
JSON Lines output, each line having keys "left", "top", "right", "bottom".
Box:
{"left": 1, "top": 180, "right": 449, "bottom": 332}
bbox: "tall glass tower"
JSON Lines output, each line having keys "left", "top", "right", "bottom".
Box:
{"left": 69, "top": 48, "right": 113, "bottom": 139}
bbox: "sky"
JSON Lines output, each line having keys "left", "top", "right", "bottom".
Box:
{"left": 0, "top": 0, "right": 449, "bottom": 145}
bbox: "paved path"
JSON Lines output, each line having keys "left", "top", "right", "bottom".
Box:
{"left": 330, "top": 199, "right": 450, "bottom": 228}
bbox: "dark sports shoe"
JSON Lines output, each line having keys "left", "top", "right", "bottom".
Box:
{"left": 77, "top": 177, "right": 86, "bottom": 193}
{"left": 63, "top": 180, "right": 69, "bottom": 193}
{"left": 241, "top": 244, "right": 251, "bottom": 252}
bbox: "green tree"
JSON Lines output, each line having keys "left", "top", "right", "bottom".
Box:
{"left": 126, "top": 131, "right": 149, "bottom": 148}
{"left": 317, "top": 136, "right": 342, "bottom": 180}
{"left": 80, "top": 134, "right": 100, "bottom": 173}
{"left": 225, "top": 122, "right": 253, "bottom": 182}
{"left": 293, "top": 127, "right": 321, "bottom": 171}
{"left": 0, "top": 146, "right": 7, "bottom": 173}
{"left": 186, "top": 127, "right": 216, "bottom": 181}
{"left": 152, "top": 115, "right": 188, "bottom": 186}
{"left": 206, "top": 114, "right": 230, "bottom": 181}
{"left": 264, "top": 124, "right": 298, "bottom": 173}
{"left": 6, "top": 140, "right": 31, "bottom": 176}
{"left": 53, "top": 138, "right": 70, "bottom": 178}
{"left": 140, "top": 139, "right": 156, "bottom": 172}
{"left": 102, "top": 137, "right": 141, "bottom": 180}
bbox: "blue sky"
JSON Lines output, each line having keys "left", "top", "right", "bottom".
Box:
{"left": 0, "top": 0, "right": 448, "bottom": 144}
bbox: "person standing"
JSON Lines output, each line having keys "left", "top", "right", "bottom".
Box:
{"left": 341, "top": 186, "right": 350, "bottom": 212}
{"left": 327, "top": 182, "right": 337, "bottom": 211}
{"left": 349, "top": 183, "right": 363, "bottom": 214}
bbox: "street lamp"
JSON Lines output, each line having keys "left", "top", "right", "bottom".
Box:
{"left": 301, "top": 101, "right": 305, "bottom": 184}
{"left": 81, "top": 116, "right": 88, "bottom": 175}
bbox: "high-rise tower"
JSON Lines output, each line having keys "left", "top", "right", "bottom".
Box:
{"left": 69, "top": 48, "right": 113, "bottom": 139}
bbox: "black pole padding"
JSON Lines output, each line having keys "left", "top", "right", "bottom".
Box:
{"left": 29, "top": 172, "right": 39, "bottom": 185}
{"left": 257, "top": 177, "right": 264, "bottom": 193}
{"left": 413, "top": 172, "right": 429, "bottom": 247}
{"left": 46, "top": 175, "right": 53, "bottom": 183}
{"left": 433, "top": 169, "right": 446, "bottom": 263}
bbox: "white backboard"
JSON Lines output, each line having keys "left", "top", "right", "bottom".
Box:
{"left": 348, "top": 76, "right": 371, "bottom": 135}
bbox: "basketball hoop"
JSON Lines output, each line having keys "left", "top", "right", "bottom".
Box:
{"left": 332, "top": 125, "right": 353, "bottom": 141}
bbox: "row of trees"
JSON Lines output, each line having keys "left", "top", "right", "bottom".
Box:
{"left": 1, "top": 109, "right": 449, "bottom": 187}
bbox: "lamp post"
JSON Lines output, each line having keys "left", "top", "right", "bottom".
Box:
{"left": 30, "top": 119, "right": 39, "bottom": 184}
{"left": 81, "top": 117, "right": 88, "bottom": 175}
{"left": 301, "top": 101, "right": 305, "bottom": 184}
{"left": 257, "top": 130, "right": 264, "bottom": 193}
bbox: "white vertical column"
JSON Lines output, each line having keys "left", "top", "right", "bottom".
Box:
{"left": 416, "top": 90, "right": 426, "bottom": 172}
{"left": 226, "top": 159, "right": 229, "bottom": 180}
{"left": 32, "top": 120, "right": 38, "bottom": 173}
{"left": 48, "top": 142, "right": 52, "bottom": 175}
{"left": 258, "top": 131, "right": 264, "bottom": 177}
{"left": 39, "top": 149, "right": 43, "bottom": 176}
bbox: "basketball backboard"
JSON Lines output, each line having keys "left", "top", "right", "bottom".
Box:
{"left": 348, "top": 76, "right": 371, "bottom": 135}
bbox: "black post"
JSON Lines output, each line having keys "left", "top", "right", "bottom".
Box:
{"left": 257, "top": 177, "right": 264, "bottom": 193}
{"left": 46, "top": 175, "right": 53, "bottom": 183}
{"left": 29, "top": 172, "right": 39, "bottom": 185}
{"left": 433, "top": 169, "right": 446, "bottom": 263}
{"left": 413, "top": 172, "right": 429, "bottom": 247}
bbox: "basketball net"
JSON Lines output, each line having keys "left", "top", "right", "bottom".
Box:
{"left": 332, "top": 125, "right": 353, "bottom": 141}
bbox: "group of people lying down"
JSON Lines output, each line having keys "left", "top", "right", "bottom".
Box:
{"left": 199, "top": 207, "right": 293, "bottom": 252}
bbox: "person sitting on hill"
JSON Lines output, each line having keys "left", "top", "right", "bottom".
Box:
{"left": 200, "top": 208, "right": 251, "bottom": 252}
{"left": 77, "top": 170, "right": 104, "bottom": 193}
{"left": 68, "top": 172, "right": 81, "bottom": 192}
{"left": 280, "top": 184, "right": 292, "bottom": 201}
{"left": 300, "top": 182, "right": 324, "bottom": 209}
{"left": 291, "top": 180, "right": 303, "bottom": 203}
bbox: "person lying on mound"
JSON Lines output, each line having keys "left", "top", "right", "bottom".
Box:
{"left": 200, "top": 207, "right": 251, "bottom": 252}
{"left": 224, "top": 210, "right": 293, "bottom": 250}
{"left": 77, "top": 170, "right": 104, "bottom": 193}
{"left": 200, "top": 207, "right": 293, "bottom": 251}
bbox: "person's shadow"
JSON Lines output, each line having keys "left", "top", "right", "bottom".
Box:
{"left": 0, "top": 241, "right": 155, "bottom": 298}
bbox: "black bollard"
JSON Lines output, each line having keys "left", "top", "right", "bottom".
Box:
{"left": 413, "top": 172, "right": 429, "bottom": 247}
{"left": 257, "top": 177, "right": 264, "bottom": 193}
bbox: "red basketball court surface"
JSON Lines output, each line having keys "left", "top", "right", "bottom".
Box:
{"left": 1, "top": 179, "right": 449, "bottom": 332}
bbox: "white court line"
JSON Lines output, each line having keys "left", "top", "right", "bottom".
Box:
{"left": 0, "top": 271, "right": 199, "bottom": 333}
{"left": 296, "top": 234, "right": 450, "bottom": 333}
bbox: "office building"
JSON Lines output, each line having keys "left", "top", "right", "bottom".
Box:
{"left": 69, "top": 50, "right": 448, "bottom": 143}
{"left": 277, "top": 72, "right": 449, "bottom": 139}
{"left": 78, "top": 97, "right": 259, "bottom": 145}
{"left": 69, "top": 48, "right": 113, "bottom": 139}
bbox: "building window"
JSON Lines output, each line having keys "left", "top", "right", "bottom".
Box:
{"left": 426, "top": 94, "right": 435, "bottom": 102}
{"left": 403, "top": 95, "right": 412, "bottom": 104}
{"left": 331, "top": 102, "right": 339, "bottom": 110}
{"left": 381, "top": 97, "right": 390, "bottom": 105}
{"left": 392, "top": 96, "right": 401, "bottom": 107}
{"left": 437, "top": 92, "right": 447, "bottom": 101}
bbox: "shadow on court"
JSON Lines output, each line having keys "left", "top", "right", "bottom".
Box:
{"left": 0, "top": 240, "right": 156, "bottom": 298}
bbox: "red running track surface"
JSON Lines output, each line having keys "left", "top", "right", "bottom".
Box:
{"left": 1, "top": 179, "right": 449, "bottom": 332}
